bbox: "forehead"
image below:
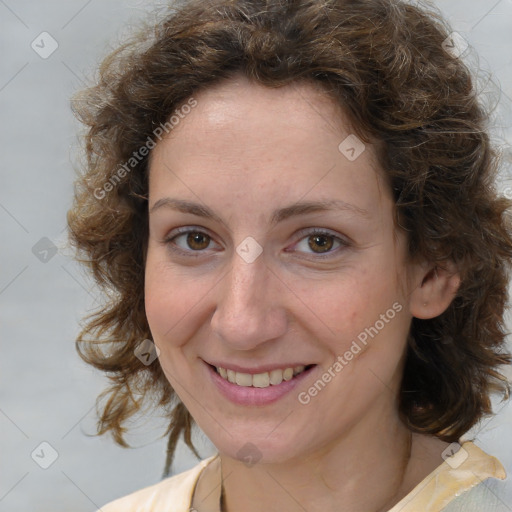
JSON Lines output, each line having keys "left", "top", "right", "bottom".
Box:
{"left": 164, "top": 75, "right": 359, "bottom": 151}
{"left": 148, "top": 74, "right": 388, "bottom": 217}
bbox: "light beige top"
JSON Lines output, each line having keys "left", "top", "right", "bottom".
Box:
{"left": 98, "top": 441, "right": 507, "bottom": 511}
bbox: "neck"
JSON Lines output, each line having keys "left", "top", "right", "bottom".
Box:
{"left": 219, "top": 403, "right": 447, "bottom": 512}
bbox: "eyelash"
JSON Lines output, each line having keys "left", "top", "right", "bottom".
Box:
{"left": 162, "top": 226, "right": 349, "bottom": 259}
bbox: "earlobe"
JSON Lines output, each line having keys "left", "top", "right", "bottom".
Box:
{"left": 409, "top": 261, "right": 461, "bottom": 320}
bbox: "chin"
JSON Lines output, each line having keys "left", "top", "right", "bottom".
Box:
{"left": 203, "top": 421, "right": 309, "bottom": 466}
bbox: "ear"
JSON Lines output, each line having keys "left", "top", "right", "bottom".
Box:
{"left": 408, "top": 260, "right": 461, "bottom": 320}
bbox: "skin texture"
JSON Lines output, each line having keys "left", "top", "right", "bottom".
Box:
{"left": 145, "top": 74, "right": 461, "bottom": 512}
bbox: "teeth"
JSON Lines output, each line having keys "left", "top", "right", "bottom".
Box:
{"left": 283, "top": 368, "right": 294, "bottom": 381}
{"left": 216, "top": 365, "right": 307, "bottom": 388}
{"left": 235, "top": 372, "right": 252, "bottom": 387}
{"left": 293, "top": 365, "right": 305, "bottom": 376}
{"left": 253, "top": 372, "right": 270, "bottom": 388}
{"left": 269, "top": 369, "right": 283, "bottom": 385}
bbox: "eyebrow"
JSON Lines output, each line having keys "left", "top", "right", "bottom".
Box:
{"left": 149, "top": 197, "right": 370, "bottom": 225}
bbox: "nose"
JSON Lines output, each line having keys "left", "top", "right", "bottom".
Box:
{"left": 210, "top": 251, "right": 288, "bottom": 351}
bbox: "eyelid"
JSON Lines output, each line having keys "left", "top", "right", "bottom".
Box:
{"left": 163, "top": 226, "right": 349, "bottom": 258}
{"left": 162, "top": 226, "right": 220, "bottom": 256}
{"left": 289, "top": 227, "right": 350, "bottom": 257}
{"left": 293, "top": 226, "right": 347, "bottom": 242}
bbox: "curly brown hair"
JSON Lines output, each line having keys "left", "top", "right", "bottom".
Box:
{"left": 67, "top": 0, "right": 512, "bottom": 476}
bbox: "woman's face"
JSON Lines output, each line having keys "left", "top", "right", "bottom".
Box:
{"left": 145, "top": 75, "right": 422, "bottom": 464}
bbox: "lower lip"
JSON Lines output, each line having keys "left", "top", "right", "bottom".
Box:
{"left": 206, "top": 362, "right": 315, "bottom": 406}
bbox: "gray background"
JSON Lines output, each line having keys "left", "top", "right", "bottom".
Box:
{"left": 1, "top": 1, "right": 511, "bottom": 510}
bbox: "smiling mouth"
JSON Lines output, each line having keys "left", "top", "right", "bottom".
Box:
{"left": 212, "top": 364, "right": 315, "bottom": 388}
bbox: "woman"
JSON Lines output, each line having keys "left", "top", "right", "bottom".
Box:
{"left": 67, "top": 0, "right": 512, "bottom": 510}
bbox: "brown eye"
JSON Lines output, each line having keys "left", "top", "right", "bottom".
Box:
{"left": 164, "top": 228, "right": 215, "bottom": 254}
{"left": 185, "top": 232, "right": 211, "bottom": 250}
{"left": 292, "top": 229, "right": 346, "bottom": 257}
{"left": 308, "top": 234, "right": 334, "bottom": 253}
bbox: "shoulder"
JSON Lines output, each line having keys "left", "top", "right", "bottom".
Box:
{"left": 389, "top": 441, "right": 508, "bottom": 512}
{"left": 442, "top": 475, "right": 511, "bottom": 511}
{"left": 97, "top": 455, "right": 218, "bottom": 512}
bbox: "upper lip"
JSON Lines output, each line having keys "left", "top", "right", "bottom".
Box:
{"left": 204, "top": 360, "right": 313, "bottom": 374}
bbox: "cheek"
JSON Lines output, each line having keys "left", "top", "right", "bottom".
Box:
{"left": 144, "top": 255, "right": 203, "bottom": 350}
{"left": 308, "top": 266, "right": 407, "bottom": 356}
{"left": 314, "top": 270, "right": 389, "bottom": 328}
